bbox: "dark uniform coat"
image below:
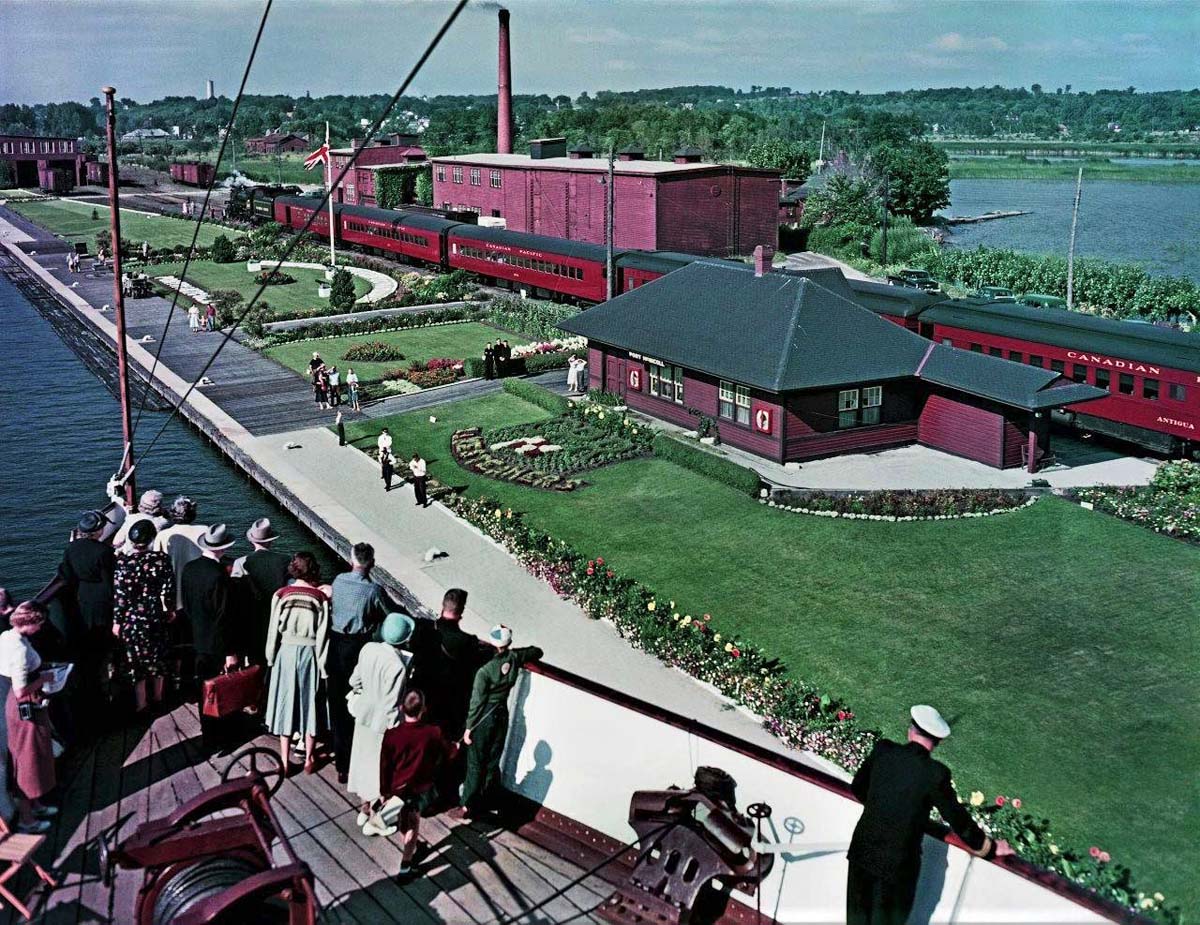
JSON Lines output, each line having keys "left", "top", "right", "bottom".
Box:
{"left": 240, "top": 548, "right": 290, "bottom": 656}
{"left": 461, "top": 645, "right": 543, "bottom": 810}
{"left": 847, "top": 739, "right": 992, "bottom": 925}
{"left": 58, "top": 537, "right": 116, "bottom": 634}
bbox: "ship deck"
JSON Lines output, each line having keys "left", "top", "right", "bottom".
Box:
{"left": 7, "top": 701, "right": 614, "bottom": 924}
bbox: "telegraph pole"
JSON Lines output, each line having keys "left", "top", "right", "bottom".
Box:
{"left": 1067, "top": 166, "right": 1083, "bottom": 310}
{"left": 102, "top": 86, "right": 137, "bottom": 507}
{"left": 605, "top": 149, "right": 615, "bottom": 301}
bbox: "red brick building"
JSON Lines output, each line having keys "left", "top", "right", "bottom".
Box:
{"left": 329, "top": 134, "right": 427, "bottom": 207}
{"left": 560, "top": 260, "right": 1104, "bottom": 471}
{"left": 244, "top": 133, "right": 309, "bottom": 155}
{"left": 430, "top": 139, "right": 780, "bottom": 257}
{"left": 1, "top": 134, "right": 87, "bottom": 190}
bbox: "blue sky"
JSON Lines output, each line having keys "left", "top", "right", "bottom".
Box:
{"left": 2, "top": 0, "right": 1197, "bottom": 104}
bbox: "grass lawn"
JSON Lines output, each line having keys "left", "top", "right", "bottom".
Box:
{"left": 0, "top": 189, "right": 43, "bottom": 200}
{"left": 150, "top": 260, "right": 371, "bottom": 316}
{"left": 949, "top": 157, "right": 1200, "bottom": 183}
{"left": 266, "top": 323, "right": 524, "bottom": 382}
{"left": 7, "top": 198, "right": 225, "bottom": 250}
{"left": 345, "top": 392, "right": 1200, "bottom": 910}
{"left": 197, "top": 153, "right": 318, "bottom": 187}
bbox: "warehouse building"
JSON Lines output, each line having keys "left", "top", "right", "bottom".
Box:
{"left": 0, "top": 133, "right": 87, "bottom": 192}
{"left": 329, "top": 133, "right": 427, "bottom": 207}
{"left": 430, "top": 138, "right": 780, "bottom": 258}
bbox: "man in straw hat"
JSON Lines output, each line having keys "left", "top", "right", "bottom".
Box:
{"left": 180, "top": 524, "right": 240, "bottom": 753}
{"left": 457, "top": 625, "right": 542, "bottom": 820}
{"left": 232, "top": 518, "right": 289, "bottom": 662}
{"left": 846, "top": 705, "right": 1013, "bottom": 925}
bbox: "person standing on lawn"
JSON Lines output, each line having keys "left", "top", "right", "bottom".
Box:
{"left": 458, "top": 625, "right": 543, "bottom": 819}
{"left": 409, "top": 453, "right": 428, "bottom": 508}
{"left": 846, "top": 705, "right": 1014, "bottom": 925}
{"left": 327, "top": 543, "right": 392, "bottom": 785}
{"left": 483, "top": 343, "right": 495, "bottom": 381}
{"left": 346, "top": 368, "right": 361, "bottom": 411}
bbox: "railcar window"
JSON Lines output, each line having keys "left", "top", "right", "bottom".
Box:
{"left": 1050, "top": 359, "right": 1065, "bottom": 374}
{"left": 988, "top": 347, "right": 1003, "bottom": 358}
{"left": 1095, "top": 369, "right": 1110, "bottom": 390}
{"left": 1118, "top": 373, "right": 1135, "bottom": 395}
{"left": 1009, "top": 351, "right": 1023, "bottom": 363}
{"left": 969, "top": 343, "right": 982, "bottom": 352}
{"left": 1168, "top": 383, "right": 1187, "bottom": 402}
{"left": 1070, "top": 364, "right": 1088, "bottom": 382}
{"left": 1028, "top": 355, "right": 1043, "bottom": 367}
{"left": 1143, "top": 379, "right": 1160, "bottom": 400}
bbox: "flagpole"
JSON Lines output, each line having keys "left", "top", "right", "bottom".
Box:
{"left": 326, "top": 121, "right": 337, "bottom": 269}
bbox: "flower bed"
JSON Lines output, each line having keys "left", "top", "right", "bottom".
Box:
{"left": 342, "top": 340, "right": 405, "bottom": 363}
{"left": 258, "top": 305, "right": 488, "bottom": 347}
{"left": 439, "top": 492, "right": 1179, "bottom": 924}
{"left": 484, "top": 404, "right": 652, "bottom": 476}
{"left": 450, "top": 429, "right": 582, "bottom": 491}
{"left": 1073, "top": 460, "right": 1200, "bottom": 542}
{"left": 767, "top": 489, "right": 1035, "bottom": 520}
{"left": 484, "top": 296, "right": 581, "bottom": 340}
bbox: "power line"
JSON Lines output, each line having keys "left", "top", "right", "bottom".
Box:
{"left": 132, "top": 0, "right": 275, "bottom": 436}
{"left": 132, "top": 0, "right": 471, "bottom": 468}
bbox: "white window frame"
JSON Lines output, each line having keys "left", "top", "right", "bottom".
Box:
{"left": 469, "top": 168, "right": 481, "bottom": 186}
{"left": 718, "top": 380, "right": 735, "bottom": 419}
{"left": 838, "top": 388, "right": 859, "bottom": 429}
{"left": 490, "top": 169, "right": 502, "bottom": 188}
{"left": 452, "top": 166, "right": 463, "bottom": 184}
{"left": 862, "top": 385, "right": 882, "bottom": 425}
{"left": 435, "top": 166, "right": 446, "bottom": 182}
{"left": 734, "top": 384, "right": 750, "bottom": 425}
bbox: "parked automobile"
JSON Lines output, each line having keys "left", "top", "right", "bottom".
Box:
{"left": 974, "top": 285, "right": 1016, "bottom": 303}
{"left": 1017, "top": 293, "right": 1068, "bottom": 309}
{"left": 886, "top": 268, "right": 941, "bottom": 292}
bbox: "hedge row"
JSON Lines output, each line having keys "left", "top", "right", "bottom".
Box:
{"left": 484, "top": 296, "right": 581, "bottom": 340}
{"left": 502, "top": 378, "right": 571, "bottom": 415}
{"left": 259, "top": 305, "right": 488, "bottom": 346}
{"left": 651, "top": 434, "right": 762, "bottom": 496}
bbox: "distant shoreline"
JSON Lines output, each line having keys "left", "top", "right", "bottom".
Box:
{"left": 948, "top": 159, "right": 1200, "bottom": 183}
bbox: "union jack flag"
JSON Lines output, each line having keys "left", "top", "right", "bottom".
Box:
{"left": 303, "top": 142, "right": 330, "bottom": 171}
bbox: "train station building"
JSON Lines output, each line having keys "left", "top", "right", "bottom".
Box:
{"left": 0, "top": 133, "right": 88, "bottom": 192}
{"left": 561, "top": 260, "right": 1106, "bottom": 471}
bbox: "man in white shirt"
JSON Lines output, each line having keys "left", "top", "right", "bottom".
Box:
{"left": 409, "top": 453, "right": 428, "bottom": 507}
{"left": 327, "top": 366, "right": 341, "bottom": 407}
{"left": 377, "top": 428, "right": 392, "bottom": 456}
{"left": 153, "top": 497, "right": 209, "bottom": 609}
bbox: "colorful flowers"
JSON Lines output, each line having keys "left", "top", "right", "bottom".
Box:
{"left": 995, "top": 795, "right": 1007, "bottom": 807}
{"left": 1011, "top": 797, "right": 1022, "bottom": 809}
{"left": 969, "top": 791, "right": 985, "bottom": 807}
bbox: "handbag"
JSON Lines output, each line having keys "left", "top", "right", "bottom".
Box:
{"left": 202, "top": 664, "right": 264, "bottom": 718}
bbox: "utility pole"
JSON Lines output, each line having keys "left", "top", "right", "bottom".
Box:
{"left": 102, "top": 86, "right": 137, "bottom": 508}
{"left": 605, "top": 149, "right": 615, "bottom": 301}
{"left": 880, "top": 172, "right": 889, "bottom": 266}
{"left": 1067, "top": 166, "right": 1083, "bottom": 310}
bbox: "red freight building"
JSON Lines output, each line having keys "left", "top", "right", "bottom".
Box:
{"left": 1, "top": 134, "right": 87, "bottom": 190}
{"left": 430, "top": 138, "right": 780, "bottom": 258}
{"left": 560, "top": 258, "right": 1105, "bottom": 471}
{"left": 244, "top": 133, "right": 310, "bottom": 155}
{"left": 329, "top": 134, "right": 427, "bottom": 206}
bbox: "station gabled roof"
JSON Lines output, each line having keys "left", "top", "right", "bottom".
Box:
{"left": 921, "top": 298, "right": 1200, "bottom": 373}
{"left": 559, "top": 261, "right": 1107, "bottom": 410}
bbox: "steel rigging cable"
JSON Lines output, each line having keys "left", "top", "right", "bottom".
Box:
{"left": 131, "top": 0, "right": 470, "bottom": 468}
{"left": 130, "top": 0, "right": 275, "bottom": 437}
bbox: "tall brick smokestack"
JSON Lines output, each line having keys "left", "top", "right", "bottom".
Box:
{"left": 497, "top": 8, "right": 513, "bottom": 154}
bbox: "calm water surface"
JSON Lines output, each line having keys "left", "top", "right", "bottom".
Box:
{"left": 0, "top": 274, "right": 338, "bottom": 600}
{"left": 940, "top": 179, "right": 1200, "bottom": 281}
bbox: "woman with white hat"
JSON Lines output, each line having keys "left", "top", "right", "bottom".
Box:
{"left": 345, "top": 612, "right": 415, "bottom": 825}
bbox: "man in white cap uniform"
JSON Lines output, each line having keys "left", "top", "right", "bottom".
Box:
{"left": 457, "top": 625, "right": 542, "bottom": 819}
{"left": 846, "top": 705, "right": 1013, "bottom": 924}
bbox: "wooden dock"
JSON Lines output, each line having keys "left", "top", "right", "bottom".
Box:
{"left": 2, "top": 701, "right": 614, "bottom": 924}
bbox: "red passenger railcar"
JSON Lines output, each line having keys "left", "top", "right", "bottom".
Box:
{"left": 446, "top": 225, "right": 608, "bottom": 302}
{"left": 920, "top": 300, "right": 1200, "bottom": 453}
{"left": 338, "top": 203, "right": 450, "bottom": 266}
{"left": 274, "top": 196, "right": 335, "bottom": 240}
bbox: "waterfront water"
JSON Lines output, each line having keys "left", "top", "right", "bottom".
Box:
{"left": 940, "top": 179, "right": 1200, "bottom": 281}
{"left": 0, "top": 273, "right": 338, "bottom": 600}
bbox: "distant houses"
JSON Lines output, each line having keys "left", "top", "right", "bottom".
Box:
{"left": 244, "top": 132, "right": 310, "bottom": 155}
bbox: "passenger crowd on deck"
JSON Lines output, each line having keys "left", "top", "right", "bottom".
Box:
{"left": 0, "top": 487, "right": 541, "bottom": 881}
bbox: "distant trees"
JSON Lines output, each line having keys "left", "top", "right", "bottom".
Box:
{"left": 746, "top": 139, "right": 813, "bottom": 181}
{"left": 868, "top": 141, "right": 950, "bottom": 223}
{"left": 802, "top": 175, "right": 881, "bottom": 229}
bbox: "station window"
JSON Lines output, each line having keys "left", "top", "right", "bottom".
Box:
{"left": 649, "top": 365, "right": 684, "bottom": 404}
{"left": 469, "top": 168, "right": 481, "bottom": 186}
{"left": 988, "top": 347, "right": 1003, "bottom": 358}
{"left": 969, "top": 343, "right": 982, "bottom": 352}
{"left": 452, "top": 166, "right": 463, "bottom": 184}
{"left": 1095, "top": 369, "right": 1110, "bottom": 390}
{"left": 1169, "top": 383, "right": 1187, "bottom": 402}
{"left": 719, "top": 381, "right": 750, "bottom": 424}
{"left": 1070, "top": 364, "right": 1088, "bottom": 382}
{"left": 436, "top": 166, "right": 446, "bottom": 182}
{"left": 1118, "top": 373, "right": 1135, "bottom": 395}
{"left": 1028, "top": 355, "right": 1043, "bottom": 368}
{"left": 1050, "top": 359, "right": 1065, "bottom": 374}
{"left": 1009, "top": 351, "right": 1023, "bottom": 363}
{"left": 490, "top": 170, "right": 502, "bottom": 188}
{"left": 862, "top": 385, "right": 883, "bottom": 425}
{"left": 838, "top": 389, "right": 860, "bottom": 429}
{"left": 1143, "top": 378, "right": 1159, "bottom": 401}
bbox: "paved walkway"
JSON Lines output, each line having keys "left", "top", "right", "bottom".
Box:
{"left": 259, "top": 260, "right": 399, "bottom": 303}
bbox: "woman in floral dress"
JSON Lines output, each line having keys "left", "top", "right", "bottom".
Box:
{"left": 112, "top": 519, "right": 175, "bottom": 712}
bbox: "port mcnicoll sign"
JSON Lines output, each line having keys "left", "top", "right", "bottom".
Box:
{"left": 1066, "top": 351, "right": 1160, "bottom": 375}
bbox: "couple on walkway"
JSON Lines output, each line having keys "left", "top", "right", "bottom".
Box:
{"left": 377, "top": 429, "right": 429, "bottom": 506}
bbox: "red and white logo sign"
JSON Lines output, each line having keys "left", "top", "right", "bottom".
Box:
{"left": 754, "top": 407, "right": 772, "bottom": 434}
{"left": 628, "top": 368, "right": 641, "bottom": 390}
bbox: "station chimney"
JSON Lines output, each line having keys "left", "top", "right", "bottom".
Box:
{"left": 497, "top": 8, "right": 513, "bottom": 154}
{"left": 205, "top": 78, "right": 215, "bottom": 100}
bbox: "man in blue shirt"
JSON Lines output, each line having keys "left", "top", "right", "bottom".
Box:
{"left": 328, "top": 542, "right": 394, "bottom": 783}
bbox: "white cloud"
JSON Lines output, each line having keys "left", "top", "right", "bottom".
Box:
{"left": 930, "top": 31, "right": 1008, "bottom": 53}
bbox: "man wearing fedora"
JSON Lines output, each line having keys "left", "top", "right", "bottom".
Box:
{"left": 58, "top": 510, "right": 117, "bottom": 719}
{"left": 231, "top": 518, "right": 289, "bottom": 663}
{"left": 180, "top": 524, "right": 241, "bottom": 753}
{"left": 846, "top": 705, "right": 1013, "bottom": 925}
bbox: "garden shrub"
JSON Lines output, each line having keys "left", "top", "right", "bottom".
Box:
{"left": 209, "top": 289, "right": 244, "bottom": 329}
{"left": 463, "top": 356, "right": 486, "bottom": 378}
{"left": 651, "top": 433, "right": 762, "bottom": 496}
{"left": 407, "top": 367, "right": 459, "bottom": 389}
{"left": 587, "top": 389, "right": 623, "bottom": 406}
{"left": 342, "top": 340, "right": 405, "bottom": 362}
{"left": 241, "top": 301, "right": 273, "bottom": 338}
{"left": 1075, "top": 460, "right": 1200, "bottom": 542}
{"left": 869, "top": 216, "right": 937, "bottom": 265}
{"left": 329, "top": 268, "right": 357, "bottom": 312}
{"left": 255, "top": 269, "right": 295, "bottom": 286}
{"left": 258, "top": 305, "right": 487, "bottom": 344}
{"left": 502, "top": 378, "right": 571, "bottom": 415}
{"left": 210, "top": 234, "right": 236, "bottom": 263}
{"left": 806, "top": 222, "right": 870, "bottom": 260}
{"left": 773, "top": 488, "right": 1030, "bottom": 518}
{"left": 523, "top": 352, "right": 571, "bottom": 375}
{"left": 484, "top": 296, "right": 580, "bottom": 340}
